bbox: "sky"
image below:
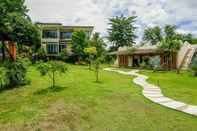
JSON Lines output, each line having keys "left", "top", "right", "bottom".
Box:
{"left": 25, "top": 0, "right": 197, "bottom": 42}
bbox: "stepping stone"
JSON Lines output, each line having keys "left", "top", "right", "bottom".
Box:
{"left": 144, "top": 88, "right": 161, "bottom": 92}
{"left": 182, "top": 106, "right": 197, "bottom": 116}
{"left": 149, "top": 97, "right": 172, "bottom": 103}
{"left": 143, "top": 90, "right": 161, "bottom": 94}
{"left": 144, "top": 94, "right": 164, "bottom": 98}
{"left": 160, "top": 101, "right": 186, "bottom": 109}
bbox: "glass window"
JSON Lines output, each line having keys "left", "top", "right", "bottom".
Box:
{"left": 60, "top": 32, "right": 72, "bottom": 39}
{"left": 47, "top": 44, "right": 58, "bottom": 54}
{"left": 43, "top": 30, "right": 58, "bottom": 38}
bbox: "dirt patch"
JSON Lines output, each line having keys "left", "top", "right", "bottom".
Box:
{"left": 48, "top": 99, "right": 66, "bottom": 114}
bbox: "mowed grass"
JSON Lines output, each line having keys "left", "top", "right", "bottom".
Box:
{"left": 142, "top": 70, "right": 197, "bottom": 105}
{"left": 0, "top": 65, "right": 197, "bottom": 131}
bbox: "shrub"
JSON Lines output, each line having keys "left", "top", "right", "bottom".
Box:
{"left": 59, "top": 48, "right": 68, "bottom": 61}
{"left": 4, "top": 58, "right": 29, "bottom": 87}
{"left": 0, "top": 67, "right": 9, "bottom": 89}
{"left": 36, "top": 48, "right": 47, "bottom": 60}
{"left": 0, "top": 58, "right": 29, "bottom": 89}
{"left": 190, "top": 56, "right": 197, "bottom": 76}
{"left": 139, "top": 61, "right": 146, "bottom": 69}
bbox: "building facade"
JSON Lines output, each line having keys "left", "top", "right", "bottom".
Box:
{"left": 36, "top": 23, "right": 94, "bottom": 56}
{"left": 116, "top": 42, "right": 197, "bottom": 70}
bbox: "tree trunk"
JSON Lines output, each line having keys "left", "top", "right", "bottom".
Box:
{"left": 52, "top": 71, "right": 55, "bottom": 88}
{"left": 96, "top": 69, "right": 99, "bottom": 82}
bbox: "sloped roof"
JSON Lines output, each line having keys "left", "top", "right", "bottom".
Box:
{"left": 117, "top": 45, "right": 161, "bottom": 55}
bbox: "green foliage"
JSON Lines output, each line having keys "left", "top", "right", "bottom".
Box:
{"left": 59, "top": 48, "right": 68, "bottom": 61}
{"left": 0, "top": 67, "right": 9, "bottom": 89}
{"left": 37, "top": 61, "right": 67, "bottom": 88}
{"left": 0, "top": 0, "right": 40, "bottom": 58}
{"left": 71, "top": 30, "right": 89, "bottom": 63}
{"left": 89, "top": 32, "right": 106, "bottom": 57}
{"left": 2, "top": 58, "right": 29, "bottom": 88}
{"left": 108, "top": 15, "right": 137, "bottom": 51}
{"left": 84, "top": 47, "right": 97, "bottom": 55}
{"left": 143, "top": 26, "right": 162, "bottom": 45}
{"left": 149, "top": 56, "right": 161, "bottom": 72}
{"left": 84, "top": 47, "right": 97, "bottom": 70}
{"left": 93, "top": 58, "right": 102, "bottom": 82}
{"left": 88, "top": 33, "right": 106, "bottom": 81}
{"left": 36, "top": 48, "right": 47, "bottom": 60}
{"left": 190, "top": 56, "right": 197, "bottom": 76}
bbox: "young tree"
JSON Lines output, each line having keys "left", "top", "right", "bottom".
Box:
{"left": 71, "top": 30, "right": 89, "bottom": 63}
{"left": 190, "top": 56, "right": 197, "bottom": 76}
{"left": 143, "top": 26, "right": 162, "bottom": 45}
{"left": 37, "top": 61, "right": 67, "bottom": 88}
{"left": 93, "top": 58, "right": 102, "bottom": 82}
{"left": 107, "top": 15, "right": 137, "bottom": 51}
{"left": 89, "top": 33, "right": 106, "bottom": 82}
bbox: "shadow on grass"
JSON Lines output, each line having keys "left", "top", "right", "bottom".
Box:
{"left": 34, "top": 86, "right": 67, "bottom": 95}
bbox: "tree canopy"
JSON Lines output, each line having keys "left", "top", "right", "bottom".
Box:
{"left": 89, "top": 32, "right": 106, "bottom": 58}
{"left": 71, "top": 30, "right": 89, "bottom": 62}
{"left": 0, "top": 0, "right": 40, "bottom": 48}
{"left": 107, "top": 15, "right": 137, "bottom": 51}
{"left": 143, "top": 26, "right": 162, "bottom": 45}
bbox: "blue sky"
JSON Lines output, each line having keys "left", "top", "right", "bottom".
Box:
{"left": 25, "top": 0, "right": 197, "bottom": 41}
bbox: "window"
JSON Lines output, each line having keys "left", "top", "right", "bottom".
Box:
{"left": 60, "top": 32, "right": 72, "bottom": 39}
{"left": 43, "top": 30, "right": 58, "bottom": 38}
{"left": 47, "top": 44, "right": 58, "bottom": 54}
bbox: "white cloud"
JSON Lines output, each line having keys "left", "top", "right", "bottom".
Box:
{"left": 25, "top": 0, "right": 197, "bottom": 40}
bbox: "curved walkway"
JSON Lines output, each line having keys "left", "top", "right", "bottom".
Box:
{"left": 104, "top": 68, "right": 197, "bottom": 117}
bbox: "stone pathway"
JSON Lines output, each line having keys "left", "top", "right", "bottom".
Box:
{"left": 104, "top": 68, "right": 197, "bottom": 117}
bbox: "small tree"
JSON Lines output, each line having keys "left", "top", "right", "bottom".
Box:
{"left": 93, "top": 58, "right": 103, "bottom": 82}
{"left": 37, "top": 61, "right": 67, "bottom": 88}
{"left": 89, "top": 33, "right": 106, "bottom": 82}
{"left": 84, "top": 47, "right": 97, "bottom": 70}
{"left": 190, "top": 56, "right": 197, "bottom": 76}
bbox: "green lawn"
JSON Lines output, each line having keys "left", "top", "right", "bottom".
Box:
{"left": 142, "top": 70, "right": 197, "bottom": 105}
{"left": 0, "top": 65, "right": 197, "bottom": 131}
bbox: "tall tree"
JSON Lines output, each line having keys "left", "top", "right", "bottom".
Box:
{"left": 143, "top": 26, "right": 162, "bottom": 45}
{"left": 71, "top": 30, "right": 89, "bottom": 63}
{"left": 107, "top": 15, "right": 137, "bottom": 51}
{"left": 0, "top": 0, "right": 40, "bottom": 60}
